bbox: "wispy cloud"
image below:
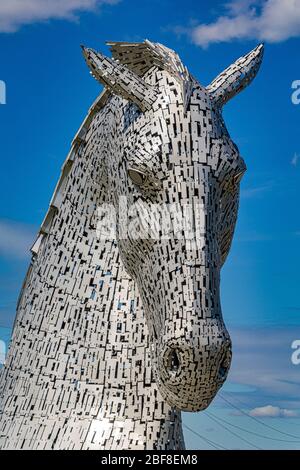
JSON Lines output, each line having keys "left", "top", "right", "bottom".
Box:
{"left": 182, "top": 0, "right": 300, "bottom": 48}
{"left": 225, "top": 327, "right": 300, "bottom": 410}
{"left": 249, "top": 405, "right": 299, "bottom": 418}
{"left": 235, "top": 231, "right": 276, "bottom": 242}
{"left": 236, "top": 231, "right": 300, "bottom": 242}
{"left": 240, "top": 181, "right": 274, "bottom": 199}
{"left": 0, "top": 0, "right": 120, "bottom": 33}
{"left": 0, "top": 219, "right": 36, "bottom": 259}
{"left": 291, "top": 153, "right": 299, "bottom": 167}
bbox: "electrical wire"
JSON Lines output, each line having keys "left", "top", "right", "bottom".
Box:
{"left": 205, "top": 411, "right": 262, "bottom": 450}
{"left": 183, "top": 423, "right": 230, "bottom": 450}
{"left": 206, "top": 410, "right": 300, "bottom": 444}
{"left": 219, "top": 392, "right": 300, "bottom": 440}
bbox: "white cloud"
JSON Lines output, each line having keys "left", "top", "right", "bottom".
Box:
{"left": 226, "top": 0, "right": 261, "bottom": 15}
{"left": 189, "top": 0, "right": 300, "bottom": 47}
{"left": 226, "top": 327, "right": 300, "bottom": 410}
{"left": 0, "top": 0, "right": 119, "bottom": 33}
{"left": 240, "top": 181, "right": 275, "bottom": 199}
{"left": 0, "top": 220, "right": 36, "bottom": 259}
{"left": 249, "top": 405, "right": 299, "bottom": 418}
{"left": 291, "top": 153, "right": 299, "bottom": 166}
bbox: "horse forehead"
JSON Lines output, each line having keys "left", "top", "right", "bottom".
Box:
{"left": 121, "top": 77, "right": 228, "bottom": 165}
{"left": 154, "top": 73, "right": 209, "bottom": 106}
{"left": 124, "top": 81, "right": 213, "bottom": 137}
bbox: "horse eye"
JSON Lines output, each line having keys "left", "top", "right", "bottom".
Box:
{"left": 128, "top": 168, "right": 148, "bottom": 186}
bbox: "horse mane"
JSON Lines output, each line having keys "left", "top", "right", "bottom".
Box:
{"left": 108, "top": 40, "right": 193, "bottom": 109}
{"left": 108, "top": 40, "right": 189, "bottom": 80}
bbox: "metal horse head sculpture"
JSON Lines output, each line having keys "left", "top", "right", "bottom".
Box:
{"left": 0, "top": 40, "right": 263, "bottom": 450}
{"left": 82, "top": 41, "right": 263, "bottom": 411}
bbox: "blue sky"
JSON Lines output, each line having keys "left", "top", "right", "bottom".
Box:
{"left": 0, "top": 0, "right": 299, "bottom": 449}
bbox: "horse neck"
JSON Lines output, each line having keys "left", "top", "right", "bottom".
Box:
{"left": 0, "top": 102, "right": 184, "bottom": 450}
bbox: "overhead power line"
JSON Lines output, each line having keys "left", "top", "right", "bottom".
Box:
{"left": 183, "top": 423, "right": 230, "bottom": 450}
{"left": 206, "top": 410, "right": 300, "bottom": 444}
{"left": 205, "top": 411, "right": 262, "bottom": 450}
{"left": 219, "top": 392, "right": 300, "bottom": 440}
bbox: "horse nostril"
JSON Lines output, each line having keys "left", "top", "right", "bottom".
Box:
{"left": 218, "top": 362, "right": 228, "bottom": 380}
{"left": 168, "top": 349, "right": 180, "bottom": 373}
{"left": 218, "top": 350, "right": 231, "bottom": 380}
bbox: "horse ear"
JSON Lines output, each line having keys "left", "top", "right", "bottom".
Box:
{"left": 81, "top": 45, "right": 158, "bottom": 112}
{"left": 207, "top": 44, "right": 264, "bottom": 108}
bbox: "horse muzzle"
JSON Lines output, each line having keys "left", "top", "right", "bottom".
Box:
{"left": 152, "top": 324, "right": 232, "bottom": 411}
